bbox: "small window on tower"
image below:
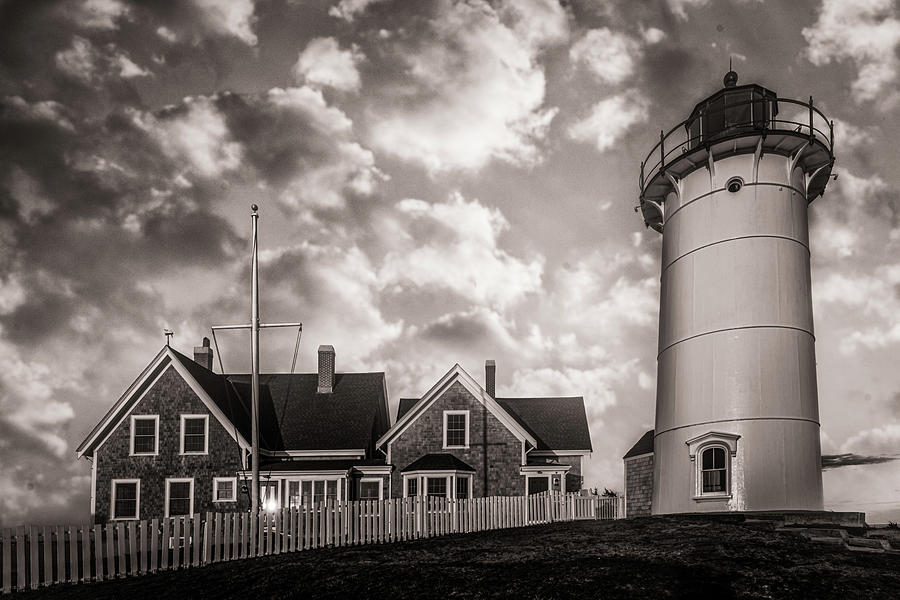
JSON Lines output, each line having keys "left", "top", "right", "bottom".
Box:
{"left": 700, "top": 446, "right": 727, "bottom": 494}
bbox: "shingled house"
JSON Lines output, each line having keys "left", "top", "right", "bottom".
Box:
{"left": 378, "top": 361, "right": 593, "bottom": 499}
{"left": 623, "top": 429, "right": 655, "bottom": 517}
{"left": 76, "top": 341, "right": 391, "bottom": 523}
{"left": 77, "top": 340, "right": 593, "bottom": 523}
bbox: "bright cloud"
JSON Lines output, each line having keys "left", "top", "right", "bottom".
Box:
{"left": 328, "top": 0, "right": 387, "bottom": 22}
{"left": 71, "top": 0, "right": 130, "bottom": 30}
{"left": 293, "top": 37, "right": 363, "bottom": 92}
{"left": 369, "top": 0, "right": 557, "bottom": 173}
{"left": 379, "top": 193, "right": 544, "bottom": 309}
{"left": 499, "top": 0, "right": 570, "bottom": 49}
{"left": 667, "top": 0, "right": 710, "bottom": 20}
{"left": 55, "top": 36, "right": 99, "bottom": 82}
{"left": 194, "top": 0, "right": 258, "bottom": 45}
{"left": 132, "top": 96, "right": 242, "bottom": 178}
{"left": 568, "top": 91, "right": 650, "bottom": 152}
{"left": 840, "top": 423, "right": 900, "bottom": 455}
{"left": 569, "top": 28, "right": 641, "bottom": 85}
{"left": 803, "top": 0, "right": 900, "bottom": 104}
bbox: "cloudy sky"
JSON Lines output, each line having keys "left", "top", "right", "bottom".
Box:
{"left": 1, "top": 0, "right": 899, "bottom": 526}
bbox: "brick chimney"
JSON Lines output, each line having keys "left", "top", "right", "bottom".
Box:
{"left": 318, "top": 345, "right": 335, "bottom": 394}
{"left": 194, "top": 337, "right": 213, "bottom": 370}
{"left": 485, "top": 359, "right": 496, "bottom": 397}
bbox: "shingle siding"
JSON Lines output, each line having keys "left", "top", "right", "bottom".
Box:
{"left": 94, "top": 366, "right": 247, "bottom": 523}
{"left": 390, "top": 381, "right": 524, "bottom": 498}
{"left": 625, "top": 454, "right": 654, "bottom": 517}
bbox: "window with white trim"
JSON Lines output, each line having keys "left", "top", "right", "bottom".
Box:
{"left": 130, "top": 415, "right": 158, "bottom": 455}
{"left": 111, "top": 479, "right": 140, "bottom": 520}
{"left": 700, "top": 446, "right": 728, "bottom": 494}
{"left": 406, "top": 477, "right": 418, "bottom": 498}
{"left": 213, "top": 477, "right": 237, "bottom": 502}
{"left": 455, "top": 476, "right": 469, "bottom": 499}
{"left": 180, "top": 414, "right": 208, "bottom": 455}
{"left": 359, "top": 478, "right": 382, "bottom": 501}
{"left": 165, "top": 478, "right": 193, "bottom": 517}
{"left": 443, "top": 410, "right": 469, "bottom": 448}
{"left": 427, "top": 477, "right": 447, "bottom": 498}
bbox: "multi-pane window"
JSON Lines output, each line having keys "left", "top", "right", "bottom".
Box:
{"left": 444, "top": 411, "right": 468, "bottom": 447}
{"left": 181, "top": 415, "right": 207, "bottom": 454}
{"left": 167, "top": 479, "right": 193, "bottom": 516}
{"left": 214, "top": 478, "right": 236, "bottom": 502}
{"left": 427, "top": 477, "right": 447, "bottom": 498}
{"left": 359, "top": 480, "right": 381, "bottom": 501}
{"left": 112, "top": 480, "right": 139, "bottom": 519}
{"left": 407, "top": 477, "right": 418, "bottom": 498}
{"left": 260, "top": 481, "right": 279, "bottom": 510}
{"left": 701, "top": 447, "right": 727, "bottom": 493}
{"left": 131, "top": 416, "right": 157, "bottom": 455}
{"left": 455, "top": 476, "right": 469, "bottom": 499}
{"left": 312, "top": 480, "right": 337, "bottom": 504}
{"left": 288, "top": 481, "right": 301, "bottom": 509}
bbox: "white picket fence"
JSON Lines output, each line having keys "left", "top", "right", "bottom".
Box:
{"left": 0, "top": 493, "right": 624, "bottom": 594}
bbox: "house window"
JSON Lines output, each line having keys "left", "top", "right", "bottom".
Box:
{"left": 111, "top": 480, "right": 139, "bottom": 520}
{"left": 213, "top": 477, "right": 237, "bottom": 502}
{"left": 288, "top": 481, "right": 301, "bottom": 509}
{"left": 701, "top": 446, "right": 727, "bottom": 494}
{"left": 180, "top": 415, "right": 208, "bottom": 455}
{"left": 166, "top": 478, "right": 194, "bottom": 517}
{"left": 130, "top": 415, "right": 158, "bottom": 455}
{"left": 359, "top": 479, "right": 382, "bottom": 501}
{"left": 455, "top": 476, "right": 469, "bottom": 499}
{"left": 406, "top": 477, "right": 418, "bottom": 498}
{"left": 443, "top": 410, "right": 469, "bottom": 448}
{"left": 427, "top": 477, "right": 447, "bottom": 498}
{"left": 261, "top": 480, "right": 279, "bottom": 511}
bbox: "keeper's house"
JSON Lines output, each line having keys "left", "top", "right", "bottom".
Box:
{"left": 76, "top": 340, "right": 593, "bottom": 523}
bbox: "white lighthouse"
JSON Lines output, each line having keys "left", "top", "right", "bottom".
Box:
{"left": 638, "top": 71, "right": 834, "bottom": 514}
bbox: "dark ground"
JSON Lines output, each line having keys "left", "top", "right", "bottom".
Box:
{"left": 14, "top": 516, "right": 900, "bottom": 599}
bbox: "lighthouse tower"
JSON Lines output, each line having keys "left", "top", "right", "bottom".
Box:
{"left": 637, "top": 71, "right": 834, "bottom": 514}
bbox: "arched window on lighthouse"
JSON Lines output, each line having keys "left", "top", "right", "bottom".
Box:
{"left": 700, "top": 446, "right": 727, "bottom": 494}
{"left": 685, "top": 431, "right": 740, "bottom": 500}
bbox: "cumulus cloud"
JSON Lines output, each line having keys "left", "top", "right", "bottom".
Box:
{"left": 55, "top": 36, "right": 100, "bottom": 82}
{"left": 131, "top": 96, "right": 243, "bottom": 179}
{"left": 328, "top": 0, "right": 388, "bottom": 22}
{"left": 193, "top": 0, "right": 258, "bottom": 45}
{"left": 70, "top": 0, "right": 131, "bottom": 30}
{"left": 667, "top": 0, "right": 710, "bottom": 20}
{"left": 568, "top": 91, "right": 650, "bottom": 152}
{"left": 293, "top": 37, "right": 364, "bottom": 92}
{"left": 803, "top": 0, "right": 900, "bottom": 104}
{"left": 569, "top": 28, "right": 641, "bottom": 85}
{"left": 379, "top": 193, "right": 544, "bottom": 309}
{"left": 499, "top": 0, "right": 570, "bottom": 49}
{"left": 840, "top": 423, "right": 900, "bottom": 456}
{"left": 368, "top": 0, "right": 557, "bottom": 173}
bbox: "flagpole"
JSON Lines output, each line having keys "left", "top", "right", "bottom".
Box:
{"left": 250, "top": 204, "right": 260, "bottom": 515}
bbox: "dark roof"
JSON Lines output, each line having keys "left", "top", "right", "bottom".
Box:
{"left": 170, "top": 349, "right": 387, "bottom": 452}
{"left": 396, "top": 398, "right": 418, "bottom": 421}
{"left": 496, "top": 397, "right": 593, "bottom": 451}
{"left": 623, "top": 429, "right": 654, "bottom": 459}
{"left": 401, "top": 453, "right": 476, "bottom": 472}
{"left": 395, "top": 393, "right": 592, "bottom": 452}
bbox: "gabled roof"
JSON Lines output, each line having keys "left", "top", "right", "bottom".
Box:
{"left": 623, "top": 429, "right": 655, "bottom": 459}
{"left": 401, "top": 453, "right": 476, "bottom": 472}
{"left": 396, "top": 398, "right": 418, "bottom": 421}
{"left": 78, "top": 345, "right": 389, "bottom": 458}
{"left": 393, "top": 390, "right": 592, "bottom": 453}
{"left": 377, "top": 363, "right": 536, "bottom": 449}
{"left": 496, "top": 397, "right": 592, "bottom": 451}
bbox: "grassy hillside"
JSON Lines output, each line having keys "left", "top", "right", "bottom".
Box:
{"left": 16, "top": 516, "right": 900, "bottom": 599}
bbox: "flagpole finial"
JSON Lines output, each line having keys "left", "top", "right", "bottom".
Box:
{"left": 251, "top": 204, "right": 258, "bottom": 214}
